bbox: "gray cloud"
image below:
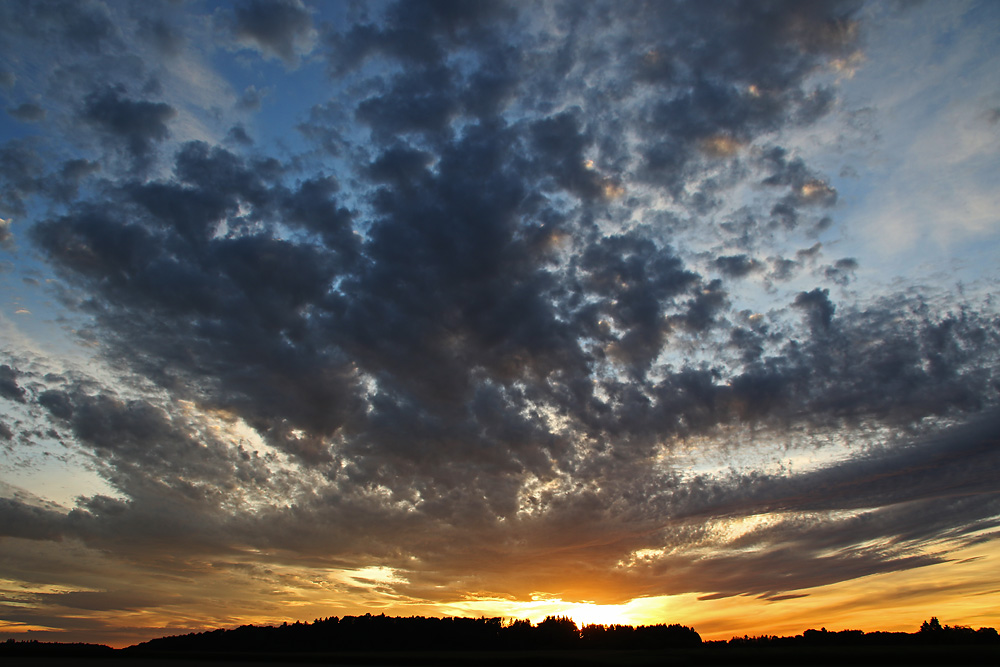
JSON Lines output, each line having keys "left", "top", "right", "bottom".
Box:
{"left": 235, "top": 85, "right": 267, "bottom": 112}
{"left": 227, "top": 0, "right": 315, "bottom": 66}
{"left": 714, "top": 254, "right": 763, "bottom": 279}
{"left": 1, "top": 0, "right": 999, "bottom": 629}
{"left": 0, "top": 140, "right": 45, "bottom": 217}
{"left": 0, "top": 366, "right": 27, "bottom": 403}
{"left": 138, "top": 17, "right": 184, "bottom": 57}
{"left": 793, "top": 288, "right": 836, "bottom": 331}
{"left": 0, "top": 0, "right": 118, "bottom": 55}
{"left": 79, "top": 85, "right": 175, "bottom": 166}
{"left": 7, "top": 103, "right": 45, "bottom": 122}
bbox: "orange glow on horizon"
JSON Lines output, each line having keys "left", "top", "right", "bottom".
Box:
{"left": 3, "top": 541, "right": 999, "bottom": 649}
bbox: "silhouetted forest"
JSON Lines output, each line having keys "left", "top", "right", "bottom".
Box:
{"left": 126, "top": 614, "right": 702, "bottom": 653}
{"left": 123, "top": 614, "right": 999, "bottom": 654}
{"left": 0, "top": 639, "right": 115, "bottom": 657}
{"left": 2, "top": 615, "right": 997, "bottom": 660}
{"left": 720, "top": 617, "right": 999, "bottom": 647}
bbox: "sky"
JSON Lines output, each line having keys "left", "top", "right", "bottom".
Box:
{"left": 1, "top": 0, "right": 999, "bottom": 648}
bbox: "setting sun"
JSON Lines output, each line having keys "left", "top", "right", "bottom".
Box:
{"left": 564, "top": 603, "right": 634, "bottom": 628}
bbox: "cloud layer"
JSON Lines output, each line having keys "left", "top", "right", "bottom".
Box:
{"left": 0, "top": 0, "right": 999, "bottom": 644}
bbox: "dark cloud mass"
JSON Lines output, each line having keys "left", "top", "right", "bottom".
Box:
{"left": 0, "top": 365, "right": 27, "bottom": 403}
{"left": 228, "top": 0, "right": 315, "bottom": 65}
{"left": 1, "top": 0, "right": 999, "bottom": 636}
{"left": 8, "top": 102, "right": 46, "bottom": 122}
{"left": 80, "top": 85, "right": 175, "bottom": 166}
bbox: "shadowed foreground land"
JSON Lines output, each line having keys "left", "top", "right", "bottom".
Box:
{"left": 4, "top": 646, "right": 1000, "bottom": 667}
{"left": 2, "top": 616, "right": 998, "bottom": 665}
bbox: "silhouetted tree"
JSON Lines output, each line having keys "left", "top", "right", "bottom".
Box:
{"left": 920, "top": 617, "right": 943, "bottom": 634}
{"left": 121, "top": 612, "right": 995, "bottom": 656}
{"left": 535, "top": 615, "right": 579, "bottom": 648}
{"left": 502, "top": 618, "right": 534, "bottom": 649}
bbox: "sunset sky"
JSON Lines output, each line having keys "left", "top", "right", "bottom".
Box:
{"left": 1, "top": 0, "right": 999, "bottom": 648}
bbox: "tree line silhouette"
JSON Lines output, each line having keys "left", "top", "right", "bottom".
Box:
{"left": 126, "top": 614, "right": 702, "bottom": 653}
{"left": 724, "top": 618, "right": 999, "bottom": 647}
{"left": 2, "top": 615, "right": 997, "bottom": 657}
{"left": 122, "top": 614, "right": 999, "bottom": 653}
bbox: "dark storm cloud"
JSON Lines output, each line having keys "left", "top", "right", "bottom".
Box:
{"left": 335, "top": 120, "right": 592, "bottom": 413}
{"left": 0, "top": 140, "right": 45, "bottom": 217}
{"left": 328, "top": 0, "right": 510, "bottom": 73}
{"left": 355, "top": 66, "right": 470, "bottom": 141}
{"left": 674, "top": 279, "right": 729, "bottom": 334}
{"left": 6, "top": 0, "right": 1000, "bottom": 612}
{"left": 50, "top": 159, "right": 101, "bottom": 203}
{"left": 7, "top": 103, "right": 46, "bottom": 122}
{"left": 618, "top": 1, "right": 859, "bottom": 199}
{"left": 138, "top": 16, "right": 184, "bottom": 57}
{"left": 760, "top": 146, "right": 839, "bottom": 228}
{"left": 0, "top": 0, "right": 191, "bottom": 171}
{"left": 30, "top": 141, "right": 362, "bottom": 461}
{"left": 0, "top": 369, "right": 297, "bottom": 558}
{"left": 797, "top": 242, "right": 824, "bottom": 262}
{"left": 0, "top": 0, "right": 118, "bottom": 55}
{"left": 3, "top": 284, "right": 998, "bottom": 603}
{"left": 754, "top": 413, "right": 1000, "bottom": 515}
{"left": 389, "top": 413, "right": 1000, "bottom": 604}
{"left": 793, "top": 287, "right": 836, "bottom": 331}
{"left": 0, "top": 365, "right": 27, "bottom": 403}
{"left": 653, "top": 416, "right": 1000, "bottom": 599}
{"left": 37, "top": 590, "right": 161, "bottom": 612}
{"left": 825, "top": 257, "right": 858, "bottom": 285}
{"left": 225, "top": 124, "right": 254, "bottom": 146}
{"left": 576, "top": 234, "right": 698, "bottom": 370}
{"left": 0, "top": 144, "right": 99, "bottom": 236}
{"left": 79, "top": 85, "right": 176, "bottom": 166}
{"left": 0, "top": 498, "right": 67, "bottom": 540}
{"left": 727, "top": 325, "right": 767, "bottom": 364}
{"left": 227, "top": 0, "right": 315, "bottom": 65}
{"left": 714, "top": 254, "right": 762, "bottom": 278}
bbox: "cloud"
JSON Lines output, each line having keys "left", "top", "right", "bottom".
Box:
{"left": 38, "top": 590, "right": 162, "bottom": 612}
{"left": 0, "top": 365, "right": 27, "bottom": 403}
{"left": 0, "top": 140, "right": 45, "bottom": 217}
{"left": 7, "top": 103, "right": 46, "bottom": 122}
{"left": 79, "top": 85, "right": 176, "bottom": 167}
{"left": 327, "top": 0, "right": 510, "bottom": 73}
{"left": 3, "top": 281, "right": 994, "bottom": 605}
{"left": 714, "top": 254, "right": 762, "bottom": 279}
{"left": 0, "top": 0, "right": 118, "bottom": 55}
{"left": 0, "top": 497, "right": 69, "bottom": 540}
{"left": 138, "top": 16, "right": 184, "bottom": 58}
{"left": 793, "top": 288, "right": 836, "bottom": 331}
{"left": 0, "top": 217, "right": 12, "bottom": 249}
{"left": 235, "top": 85, "right": 267, "bottom": 112}
{"left": 1, "top": 0, "right": 999, "bottom": 639}
{"left": 824, "top": 257, "right": 858, "bottom": 285}
{"left": 226, "top": 0, "right": 317, "bottom": 66}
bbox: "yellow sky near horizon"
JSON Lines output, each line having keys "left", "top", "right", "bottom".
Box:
{"left": 1, "top": 536, "right": 997, "bottom": 648}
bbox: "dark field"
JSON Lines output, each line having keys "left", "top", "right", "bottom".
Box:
{"left": 4, "top": 645, "right": 1000, "bottom": 667}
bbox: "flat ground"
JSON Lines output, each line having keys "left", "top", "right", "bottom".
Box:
{"left": 3, "top": 645, "right": 999, "bottom": 666}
